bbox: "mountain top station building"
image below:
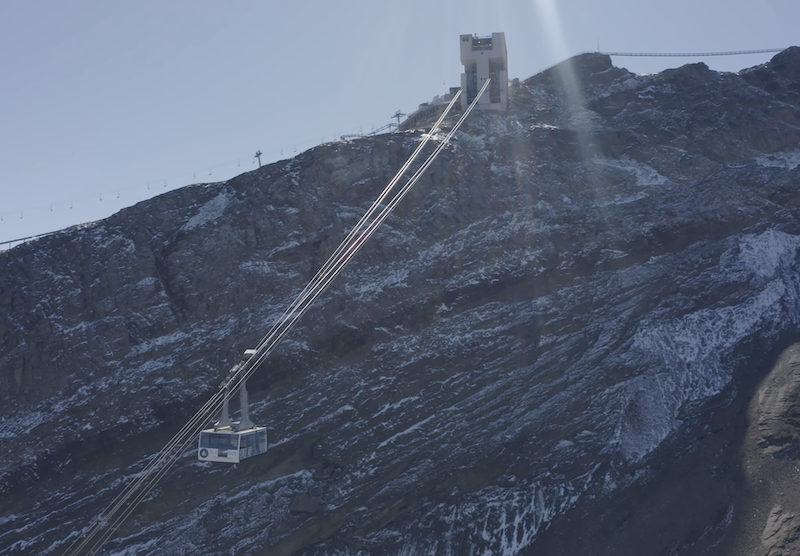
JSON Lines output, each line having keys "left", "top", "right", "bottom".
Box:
{"left": 460, "top": 32, "right": 508, "bottom": 111}
{"left": 397, "top": 32, "right": 509, "bottom": 131}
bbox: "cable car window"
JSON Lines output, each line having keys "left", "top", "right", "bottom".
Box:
{"left": 200, "top": 433, "right": 238, "bottom": 449}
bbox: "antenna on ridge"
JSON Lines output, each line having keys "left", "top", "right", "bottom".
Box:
{"left": 255, "top": 150, "right": 262, "bottom": 168}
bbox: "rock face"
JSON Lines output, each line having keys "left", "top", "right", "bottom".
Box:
{"left": 2, "top": 48, "right": 800, "bottom": 555}
{"left": 757, "top": 344, "right": 800, "bottom": 452}
{"left": 762, "top": 505, "right": 800, "bottom": 556}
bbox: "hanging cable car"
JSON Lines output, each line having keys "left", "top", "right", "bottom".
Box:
{"left": 66, "top": 73, "right": 493, "bottom": 556}
{"left": 198, "top": 351, "right": 267, "bottom": 463}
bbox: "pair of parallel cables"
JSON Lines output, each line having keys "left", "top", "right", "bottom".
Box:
{"left": 64, "top": 78, "right": 491, "bottom": 556}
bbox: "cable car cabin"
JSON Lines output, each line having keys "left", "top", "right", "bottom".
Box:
{"left": 198, "top": 426, "right": 267, "bottom": 463}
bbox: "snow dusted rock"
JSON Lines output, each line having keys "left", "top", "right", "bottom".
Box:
{"left": 2, "top": 48, "right": 800, "bottom": 555}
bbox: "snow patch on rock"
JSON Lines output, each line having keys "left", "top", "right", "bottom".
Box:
{"left": 593, "top": 155, "right": 669, "bottom": 187}
{"left": 616, "top": 231, "right": 800, "bottom": 462}
{"left": 181, "top": 191, "right": 232, "bottom": 231}
{"left": 737, "top": 229, "right": 800, "bottom": 279}
{"left": 756, "top": 150, "right": 800, "bottom": 171}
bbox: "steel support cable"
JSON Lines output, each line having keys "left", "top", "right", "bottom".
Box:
{"left": 65, "top": 362, "right": 237, "bottom": 553}
{"left": 228, "top": 82, "right": 490, "bottom": 415}
{"left": 82, "top": 408, "right": 218, "bottom": 556}
{"left": 65, "top": 394, "right": 225, "bottom": 556}
{"left": 220, "top": 88, "right": 486, "bottom": 418}
{"left": 67, "top": 82, "right": 486, "bottom": 556}
{"left": 239, "top": 81, "right": 491, "bottom": 386}
{"left": 203, "top": 86, "right": 488, "bottom": 450}
{"left": 72, "top": 364, "right": 255, "bottom": 554}
{"left": 68, "top": 366, "right": 249, "bottom": 555}
{"left": 253, "top": 91, "right": 462, "bottom": 361}
{"left": 222, "top": 95, "right": 466, "bottom": 405}
{"left": 601, "top": 48, "right": 784, "bottom": 57}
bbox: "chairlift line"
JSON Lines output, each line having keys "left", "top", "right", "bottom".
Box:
{"left": 63, "top": 80, "right": 491, "bottom": 556}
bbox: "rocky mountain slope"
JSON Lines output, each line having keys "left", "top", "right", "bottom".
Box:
{"left": 3, "top": 48, "right": 800, "bottom": 555}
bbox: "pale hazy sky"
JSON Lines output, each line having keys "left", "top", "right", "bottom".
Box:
{"left": 1, "top": 0, "right": 796, "bottom": 246}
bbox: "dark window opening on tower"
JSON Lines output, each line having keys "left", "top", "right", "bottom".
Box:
{"left": 489, "top": 60, "right": 505, "bottom": 104}
{"left": 467, "top": 63, "right": 478, "bottom": 103}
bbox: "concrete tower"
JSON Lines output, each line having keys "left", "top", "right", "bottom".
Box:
{"left": 460, "top": 33, "right": 508, "bottom": 111}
